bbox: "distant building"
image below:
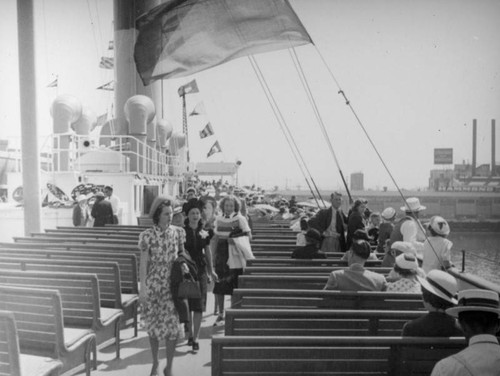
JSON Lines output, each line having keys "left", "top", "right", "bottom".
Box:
{"left": 429, "top": 169, "right": 455, "bottom": 191}
{"left": 350, "top": 172, "right": 364, "bottom": 191}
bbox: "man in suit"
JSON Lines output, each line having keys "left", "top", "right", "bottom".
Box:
{"left": 91, "top": 192, "right": 114, "bottom": 227}
{"left": 323, "top": 239, "right": 387, "bottom": 291}
{"left": 308, "top": 192, "right": 347, "bottom": 253}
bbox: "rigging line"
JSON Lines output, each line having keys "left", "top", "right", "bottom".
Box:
{"left": 41, "top": 0, "right": 50, "bottom": 83}
{"left": 314, "top": 45, "right": 446, "bottom": 267}
{"left": 93, "top": 0, "right": 104, "bottom": 55}
{"left": 86, "top": 0, "right": 102, "bottom": 69}
{"left": 289, "top": 47, "right": 352, "bottom": 205}
{"left": 248, "top": 55, "right": 320, "bottom": 208}
{"left": 249, "top": 54, "right": 324, "bottom": 207}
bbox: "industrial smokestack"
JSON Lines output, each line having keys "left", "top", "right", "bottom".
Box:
{"left": 472, "top": 119, "right": 477, "bottom": 176}
{"left": 492, "top": 119, "right": 496, "bottom": 176}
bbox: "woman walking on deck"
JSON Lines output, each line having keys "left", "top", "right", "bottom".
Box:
{"left": 182, "top": 198, "right": 217, "bottom": 351}
{"left": 139, "top": 197, "right": 185, "bottom": 376}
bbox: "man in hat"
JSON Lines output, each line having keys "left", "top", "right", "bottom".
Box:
{"left": 72, "top": 194, "right": 90, "bottom": 227}
{"left": 402, "top": 270, "right": 463, "bottom": 337}
{"left": 385, "top": 197, "right": 426, "bottom": 262}
{"left": 308, "top": 192, "right": 347, "bottom": 253}
{"left": 324, "top": 239, "right": 387, "bottom": 291}
{"left": 291, "top": 228, "right": 326, "bottom": 259}
{"left": 91, "top": 191, "right": 114, "bottom": 227}
{"left": 431, "top": 289, "right": 500, "bottom": 375}
{"left": 376, "top": 207, "right": 396, "bottom": 254}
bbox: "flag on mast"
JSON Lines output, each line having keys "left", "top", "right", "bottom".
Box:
{"left": 97, "top": 81, "right": 115, "bottom": 91}
{"left": 177, "top": 79, "right": 199, "bottom": 96}
{"left": 199, "top": 123, "right": 214, "bottom": 139}
{"left": 134, "top": 0, "right": 313, "bottom": 85}
{"left": 46, "top": 78, "right": 58, "bottom": 88}
{"left": 190, "top": 101, "right": 206, "bottom": 116}
{"left": 207, "top": 141, "right": 221, "bottom": 158}
{"left": 99, "top": 57, "right": 114, "bottom": 69}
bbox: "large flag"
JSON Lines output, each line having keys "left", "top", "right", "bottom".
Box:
{"left": 99, "top": 57, "right": 114, "bottom": 69}
{"left": 190, "top": 101, "right": 206, "bottom": 116}
{"left": 199, "top": 123, "right": 214, "bottom": 139}
{"left": 134, "top": 0, "right": 313, "bottom": 85}
{"left": 177, "top": 79, "right": 199, "bottom": 96}
{"left": 97, "top": 81, "right": 115, "bottom": 91}
{"left": 207, "top": 140, "right": 221, "bottom": 158}
{"left": 46, "top": 78, "right": 58, "bottom": 88}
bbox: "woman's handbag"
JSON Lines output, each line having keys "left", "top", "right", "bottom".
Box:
{"left": 178, "top": 272, "right": 201, "bottom": 299}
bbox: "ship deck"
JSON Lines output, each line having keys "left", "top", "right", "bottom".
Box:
{"left": 74, "top": 294, "right": 223, "bottom": 376}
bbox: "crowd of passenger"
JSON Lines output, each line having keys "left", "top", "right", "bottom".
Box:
{"left": 136, "top": 186, "right": 499, "bottom": 376}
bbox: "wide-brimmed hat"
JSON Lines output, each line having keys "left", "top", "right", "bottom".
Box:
{"left": 381, "top": 207, "right": 396, "bottom": 221}
{"left": 428, "top": 216, "right": 450, "bottom": 236}
{"left": 391, "top": 241, "right": 417, "bottom": 256}
{"left": 418, "top": 270, "right": 458, "bottom": 304}
{"left": 76, "top": 194, "right": 88, "bottom": 202}
{"left": 400, "top": 197, "right": 426, "bottom": 212}
{"left": 446, "top": 289, "right": 500, "bottom": 318}
{"left": 395, "top": 253, "right": 418, "bottom": 271}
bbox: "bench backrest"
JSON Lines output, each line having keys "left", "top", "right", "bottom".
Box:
{"left": 247, "top": 258, "right": 382, "bottom": 266}
{"left": 224, "top": 309, "right": 423, "bottom": 336}
{"left": 238, "top": 273, "right": 391, "bottom": 290}
{"left": 0, "top": 246, "right": 138, "bottom": 294}
{"left": 232, "top": 288, "right": 424, "bottom": 310}
{"left": 243, "top": 266, "right": 391, "bottom": 276}
{"left": 0, "top": 270, "right": 99, "bottom": 330}
{"left": 0, "top": 285, "right": 65, "bottom": 358}
{"left": 36, "top": 231, "right": 139, "bottom": 241}
{"left": 212, "top": 336, "right": 466, "bottom": 376}
{"left": 0, "top": 310, "right": 21, "bottom": 376}
{"left": 0, "top": 257, "right": 121, "bottom": 308}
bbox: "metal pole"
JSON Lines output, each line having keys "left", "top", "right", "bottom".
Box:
{"left": 461, "top": 249, "right": 465, "bottom": 273}
{"left": 17, "top": 0, "right": 42, "bottom": 235}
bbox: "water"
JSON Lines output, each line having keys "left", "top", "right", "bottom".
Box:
{"left": 448, "top": 232, "right": 500, "bottom": 286}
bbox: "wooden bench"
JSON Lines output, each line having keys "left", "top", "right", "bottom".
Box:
{"left": 0, "top": 285, "right": 96, "bottom": 376}
{"left": 243, "top": 266, "right": 391, "bottom": 276}
{"left": 238, "top": 273, "right": 391, "bottom": 290}
{"left": 0, "top": 310, "right": 63, "bottom": 376}
{"left": 0, "top": 269, "right": 123, "bottom": 361}
{"left": 0, "top": 244, "right": 139, "bottom": 293}
{"left": 0, "top": 256, "right": 138, "bottom": 337}
{"left": 211, "top": 336, "right": 466, "bottom": 376}
{"left": 232, "top": 289, "right": 424, "bottom": 310}
{"left": 224, "top": 309, "right": 424, "bottom": 336}
{"left": 38, "top": 231, "right": 139, "bottom": 242}
{"left": 247, "top": 258, "right": 382, "bottom": 266}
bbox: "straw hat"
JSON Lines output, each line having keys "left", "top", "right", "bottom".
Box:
{"left": 391, "top": 241, "right": 417, "bottom": 256}
{"left": 428, "top": 216, "right": 450, "bottom": 236}
{"left": 418, "top": 270, "right": 458, "bottom": 304}
{"left": 381, "top": 207, "right": 396, "bottom": 221}
{"left": 395, "top": 253, "right": 418, "bottom": 271}
{"left": 400, "top": 197, "right": 426, "bottom": 212}
{"left": 446, "top": 289, "right": 500, "bottom": 318}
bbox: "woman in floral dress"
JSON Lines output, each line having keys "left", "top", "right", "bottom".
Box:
{"left": 139, "top": 197, "right": 185, "bottom": 376}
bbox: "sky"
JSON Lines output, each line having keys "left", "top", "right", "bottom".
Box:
{"left": 1, "top": 0, "right": 499, "bottom": 192}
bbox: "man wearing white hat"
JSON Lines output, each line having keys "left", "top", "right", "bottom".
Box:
{"left": 72, "top": 194, "right": 90, "bottom": 227}
{"left": 422, "top": 216, "right": 454, "bottom": 274}
{"left": 402, "top": 270, "right": 463, "bottom": 337}
{"left": 431, "top": 288, "right": 500, "bottom": 375}
{"left": 387, "top": 197, "right": 426, "bottom": 256}
{"left": 376, "top": 207, "right": 396, "bottom": 254}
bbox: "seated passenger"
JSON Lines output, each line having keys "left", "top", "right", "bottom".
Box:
{"left": 402, "top": 270, "right": 462, "bottom": 337}
{"left": 377, "top": 207, "right": 396, "bottom": 254}
{"left": 291, "top": 228, "right": 326, "bottom": 259}
{"left": 422, "top": 216, "right": 454, "bottom": 274}
{"left": 341, "top": 229, "right": 378, "bottom": 261}
{"left": 295, "top": 217, "right": 309, "bottom": 246}
{"left": 386, "top": 254, "right": 421, "bottom": 293}
{"left": 324, "top": 239, "right": 387, "bottom": 291}
{"left": 386, "top": 241, "right": 425, "bottom": 280}
{"left": 367, "top": 212, "right": 381, "bottom": 245}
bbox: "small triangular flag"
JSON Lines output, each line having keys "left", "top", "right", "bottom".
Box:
{"left": 199, "top": 123, "right": 214, "bottom": 139}
{"left": 178, "top": 79, "right": 199, "bottom": 97}
{"left": 207, "top": 141, "right": 221, "bottom": 158}
{"left": 190, "top": 101, "right": 206, "bottom": 116}
{"left": 46, "top": 78, "right": 58, "bottom": 88}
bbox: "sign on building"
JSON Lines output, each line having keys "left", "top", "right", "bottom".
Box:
{"left": 434, "top": 148, "right": 453, "bottom": 164}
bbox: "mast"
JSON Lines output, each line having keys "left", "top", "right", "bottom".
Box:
{"left": 17, "top": 0, "right": 41, "bottom": 235}
{"left": 181, "top": 93, "right": 190, "bottom": 168}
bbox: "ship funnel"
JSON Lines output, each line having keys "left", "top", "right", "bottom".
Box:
{"left": 50, "top": 95, "right": 82, "bottom": 171}
{"left": 156, "top": 119, "right": 173, "bottom": 152}
{"left": 124, "top": 95, "right": 155, "bottom": 172}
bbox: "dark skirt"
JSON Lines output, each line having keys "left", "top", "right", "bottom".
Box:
{"left": 213, "top": 238, "right": 242, "bottom": 295}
